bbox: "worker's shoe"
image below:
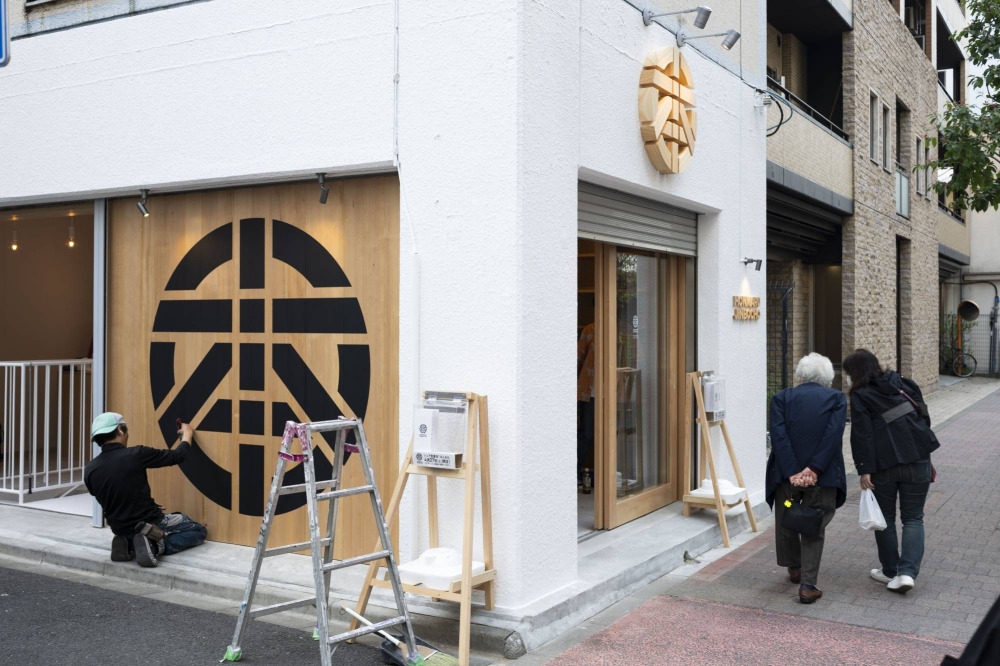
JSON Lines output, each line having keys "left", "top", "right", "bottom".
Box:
{"left": 787, "top": 567, "right": 801, "bottom": 584}
{"left": 799, "top": 584, "right": 823, "bottom": 604}
{"left": 110, "top": 535, "right": 135, "bottom": 562}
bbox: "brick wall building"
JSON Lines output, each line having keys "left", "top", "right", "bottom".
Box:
{"left": 765, "top": 0, "right": 966, "bottom": 396}
{"left": 842, "top": 0, "right": 940, "bottom": 389}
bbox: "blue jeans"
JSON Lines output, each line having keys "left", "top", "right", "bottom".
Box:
{"left": 159, "top": 513, "right": 207, "bottom": 556}
{"left": 871, "top": 460, "right": 931, "bottom": 578}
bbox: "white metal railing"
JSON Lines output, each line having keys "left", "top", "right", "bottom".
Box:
{"left": 895, "top": 169, "right": 911, "bottom": 219}
{"left": 0, "top": 360, "right": 93, "bottom": 503}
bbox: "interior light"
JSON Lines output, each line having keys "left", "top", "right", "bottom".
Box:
{"left": 9, "top": 229, "right": 18, "bottom": 252}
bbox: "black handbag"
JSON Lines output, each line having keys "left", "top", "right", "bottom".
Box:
{"left": 780, "top": 493, "right": 824, "bottom": 537}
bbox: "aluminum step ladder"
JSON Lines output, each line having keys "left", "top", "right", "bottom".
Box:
{"left": 223, "top": 418, "right": 418, "bottom": 666}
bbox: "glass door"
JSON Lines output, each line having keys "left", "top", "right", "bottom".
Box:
{"left": 598, "top": 245, "right": 690, "bottom": 529}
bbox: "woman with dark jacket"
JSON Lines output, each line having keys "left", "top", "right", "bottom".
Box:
{"left": 767, "top": 353, "right": 847, "bottom": 604}
{"left": 844, "top": 348, "right": 939, "bottom": 595}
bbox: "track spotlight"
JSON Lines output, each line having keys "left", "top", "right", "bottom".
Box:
{"left": 317, "top": 173, "right": 329, "bottom": 204}
{"left": 743, "top": 257, "right": 762, "bottom": 271}
{"left": 642, "top": 5, "right": 712, "bottom": 28}
{"left": 137, "top": 189, "right": 150, "bottom": 218}
{"left": 676, "top": 28, "right": 741, "bottom": 50}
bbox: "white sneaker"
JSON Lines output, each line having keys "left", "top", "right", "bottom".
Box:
{"left": 888, "top": 575, "right": 915, "bottom": 593}
{"left": 870, "top": 569, "right": 893, "bottom": 584}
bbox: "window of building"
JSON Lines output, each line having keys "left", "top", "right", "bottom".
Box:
{"left": 869, "top": 92, "right": 879, "bottom": 163}
{"left": 925, "top": 141, "right": 933, "bottom": 200}
{"left": 882, "top": 103, "right": 891, "bottom": 171}
{"left": 916, "top": 138, "right": 923, "bottom": 194}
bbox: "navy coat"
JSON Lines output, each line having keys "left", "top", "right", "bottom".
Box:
{"left": 766, "top": 382, "right": 848, "bottom": 509}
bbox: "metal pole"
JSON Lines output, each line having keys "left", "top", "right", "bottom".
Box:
{"left": 781, "top": 287, "right": 790, "bottom": 388}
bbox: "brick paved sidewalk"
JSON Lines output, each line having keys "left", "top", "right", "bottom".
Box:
{"left": 666, "top": 385, "right": 1000, "bottom": 646}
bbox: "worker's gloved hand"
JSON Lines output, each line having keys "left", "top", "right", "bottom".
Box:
{"left": 179, "top": 422, "right": 195, "bottom": 443}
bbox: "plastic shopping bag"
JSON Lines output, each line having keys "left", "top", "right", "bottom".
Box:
{"left": 859, "top": 489, "right": 887, "bottom": 531}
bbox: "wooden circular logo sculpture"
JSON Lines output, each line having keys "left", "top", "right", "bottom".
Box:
{"left": 639, "top": 46, "right": 697, "bottom": 174}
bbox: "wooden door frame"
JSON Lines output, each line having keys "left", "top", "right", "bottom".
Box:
{"left": 597, "top": 246, "right": 688, "bottom": 530}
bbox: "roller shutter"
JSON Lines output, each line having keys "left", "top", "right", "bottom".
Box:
{"left": 578, "top": 182, "right": 698, "bottom": 256}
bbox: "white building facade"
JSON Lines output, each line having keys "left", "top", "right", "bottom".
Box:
{"left": 1, "top": 0, "right": 767, "bottom": 652}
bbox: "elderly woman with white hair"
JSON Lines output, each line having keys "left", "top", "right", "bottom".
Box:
{"left": 766, "top": 353, "right": 847, "bottom": 604}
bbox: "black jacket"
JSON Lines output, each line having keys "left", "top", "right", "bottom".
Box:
{"left": 849, "top": 371, "right": 939, "bottom": 475}
{"left": 767, "top": 382, "right": 848, "bottom": 509}
{"left": 84, "top": 441, "right": 190, "bottom": 537}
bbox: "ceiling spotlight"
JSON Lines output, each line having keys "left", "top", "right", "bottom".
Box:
{"left": 9, "top": 228, "right": 18, "bottom": 252}
{"left": 137, "top": 189, "right": 150, "bottom": 218}
{"left": 743, "top": 257, "right": 762, "bottom": 271}
{"left": 643, "top": 5, "right": 712, "bottom": 28}
{"left": 676, "top": 28, "right": 741, "bottom": 50}
{"left": 317, "top": 173, "right": 329, "bottom": 205}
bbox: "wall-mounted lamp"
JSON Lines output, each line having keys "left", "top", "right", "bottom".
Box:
{"left": 137, "top": 189, "right": 150, "bottom": 218}
{"left": 677, "top": 28, "right": 741, "bottom": 50}
{"left": 317, "top": 173, "right": 329, "bottom": 204}
{"left": 743, "top": 257, "right": 762, "bottom": 271}
{"left": 643, "top": 5, "right": 712, "bottom": 28}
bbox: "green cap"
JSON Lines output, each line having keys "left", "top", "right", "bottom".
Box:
{"left": 91, "top": 412, "right": 127, "bottom": 442}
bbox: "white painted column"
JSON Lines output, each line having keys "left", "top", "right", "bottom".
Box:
{"left": 91, "top": 199, "right": 107, "bottom": 528}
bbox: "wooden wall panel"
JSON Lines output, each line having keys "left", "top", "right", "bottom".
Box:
{"left": 107, "top": 177, "right": 399, "bottom": 557}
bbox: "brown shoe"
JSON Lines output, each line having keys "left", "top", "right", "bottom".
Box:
{"left": 799, "top": 586, "right": 823, "bottom": 604}
{"left": 788, "top": 568, "right": 801, "bottom": 584}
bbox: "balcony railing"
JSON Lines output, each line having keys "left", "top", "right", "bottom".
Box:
{"left": 939, "top": 201, "right": 965, "bottom": 224}
{"left": 767, "top": 76, "right": 849, "bottom": 142}
{"left": 896, "top": 168, "right": 910, "bottom": 219}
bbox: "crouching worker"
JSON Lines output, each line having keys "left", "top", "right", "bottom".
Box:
{"left": 84, "top": 412, "right": 207, "bottom": 567}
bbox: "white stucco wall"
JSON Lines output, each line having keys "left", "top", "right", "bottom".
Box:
{"left": 0, "top": 0, "right": 767, "bottom": 615}
{"left": 577, "top": 0, "right": 769, "bottom": 502}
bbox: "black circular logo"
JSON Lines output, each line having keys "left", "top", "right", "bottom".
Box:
{"left": 419, "top": 424, "right": 428, "bottom": 434}
{"left": 148, "top": 218, "right": 370, "bottom": 516}
{"left": 415, "top": 453, "right": 424, "bottom": 463}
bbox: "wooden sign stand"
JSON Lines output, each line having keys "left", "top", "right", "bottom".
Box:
{"left": 682, "top": 371, "right": 758, "bottom": 547}
{"left": 350, "top": 392, "right": 495, "bottom": 666}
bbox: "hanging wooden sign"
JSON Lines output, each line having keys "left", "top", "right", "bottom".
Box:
{"left": 639, "top": 46, "right": 697, "bottom": 174}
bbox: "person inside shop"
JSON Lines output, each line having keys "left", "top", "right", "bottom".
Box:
{"left": 577, "top": 322, "right": 596, "bottom": 490}
{"left": 85, "top": 412, "right": 208, "bottom": 568}
{"left": 766, "top": 353, "right": 847, "bottom": 605}
{"left": 844, "top": 348, "right": 937, "bottom": 595}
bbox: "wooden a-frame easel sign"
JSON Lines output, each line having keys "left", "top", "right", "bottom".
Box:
{"left": 682, "top": 371, "right": 758, "bottom": 547}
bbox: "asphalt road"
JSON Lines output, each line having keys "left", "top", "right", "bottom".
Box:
{"left": 0, "top": 563, "right": 384, "bottom": 666}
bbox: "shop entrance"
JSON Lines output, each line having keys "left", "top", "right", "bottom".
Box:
{"left": 0, "top": 203, "right": 96, "bottom": 515}
{"left": 577, "top": 239, "right": 694, "bottom": 536}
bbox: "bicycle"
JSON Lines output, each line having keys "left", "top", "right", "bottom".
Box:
{"left": 940, "top": 343, "right": 977, "bottom": 377}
